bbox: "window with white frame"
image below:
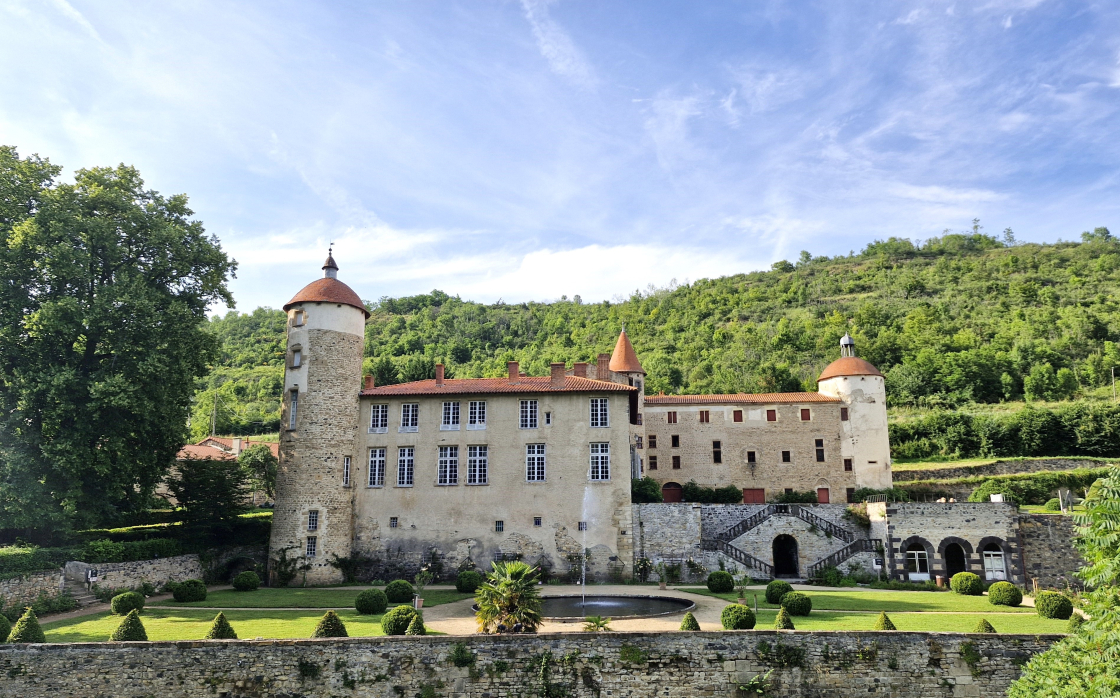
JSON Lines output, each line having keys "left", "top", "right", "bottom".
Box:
{"left": 438, "top": 446, "right": 459, "bottom": 485}
{"left": 307, "top": 510, "right": 319, "bottom": 531}
{"left": 589, "top": 442, "right": 610, "bottom": 481}
{"left": 368, "top": 448, "right": 386, "bottom": 487}
{"left": 468, "top": 445, "right": 488, "bottom": 485}
{"left": 982, "top": 543, "right": 1007, "bottom": 581}
{"left": 399, "top": 403, "right": 419, "bottom": 432}
{"left": 369, "top": 404, "right": 388, "bottom": 433}
{"left": 342, "top": 457, "right": 351, "bottom": 486}
{"left": 397, "top": 447, "right": 414, "bottom": 486}
{"left": 526, "top": 443, "right": 546, "bottom": 481}
{"left": 305, "top": 536, "right": 317, "bottom": 557}
{"left": 468, "top": 401, "right": 487, "bottom": 429}
{"left": 520, "top": 400, "right": 538, "bottom": 429}
{"left": 441, "top": 401, "right": 460, "bottom": 430}
{"left": 590, "top": 398, "right": 609, "bottom": 428}
{"left": 288, "top": 389, "right": 299, "bottom": 430}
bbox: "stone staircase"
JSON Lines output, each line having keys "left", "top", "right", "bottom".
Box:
{"left": 63, "top": 577, "right": 99, "bottom": 608}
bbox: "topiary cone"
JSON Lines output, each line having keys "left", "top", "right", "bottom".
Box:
{"left": 311, "top": 610, "right": 348, "bottom": 638}
{"left": 8, "top": 608, "right": 46, "bottom": 643}
{"left": 679, "top": 611, "right": 700, "bottom": 631}
{"left": 405, "top": 615, "right": 427, "bottom": 636}
{"left": 974, "top": 618, "right": 996, "bottom": 634}
{"left": 110, "top": 609, "right": 148, "bottom": 641}
{"left": 874, "top": 611, "right": 896, "bottom": 631}
{"left": 775, "top": 607, "right": 795, "bottom": 630}
{"left": 205, "top": 612, "right": 238, "bottom": 640}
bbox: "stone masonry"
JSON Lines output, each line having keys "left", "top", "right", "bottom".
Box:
{"left": 64, "top": 554, "right": 203, "bottom": 591}
{"left": 1019, "top": 514, "right": 1085, "bottom": 590}
{"left": 0, "top": 569, "right": 64, "bottom": 608}
{"left": 892, "top": 458, "right": 1111, "bottom": 482}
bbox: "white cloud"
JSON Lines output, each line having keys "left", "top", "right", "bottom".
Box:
{"left": 519, "top": 0, "right": 596, "bottom": 88}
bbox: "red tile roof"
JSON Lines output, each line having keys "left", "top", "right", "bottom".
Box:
{"left": 818, "top": 356, "right": 883, "bottom": 381}
{"left": 177, "top": 438, "right": 279, "bottom": 460}
{"left": 645, "top": 392, "right": 841, "bottom": 405}
{"left": 361, "top": 376, "right": 636, "bottom": 397}
{"left": 609, "top": 330, "right": 644, "bottom": 373}
{"left": 284, "top": 277, "right": 370, "bottom": 318}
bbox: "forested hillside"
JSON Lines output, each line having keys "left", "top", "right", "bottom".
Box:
{"left": 193, "top": 225, "right": 1120, "bottom": 446}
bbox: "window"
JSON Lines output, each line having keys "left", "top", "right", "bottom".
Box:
{"left": 671, "top": 435, "right": 680, "bottom": 447}
{"left": 342, "top": 456, "right": 351, "bottom": 486}
{"left": 905, "top": 544, "right": 930, "bottom": 579}
{"left": 288, "top": 389, "right": 299, "bottom": 430}
{"left": 495, "top": 520, "right": 504, "bottom": 533}
{"left": 712, "top": 440, "right": 722, "bottom": 463}
{"left": 590, "top": 398, "right": 610, "bottom": 427}
{"left": 468, "top": 401, "right": 487, "bottom": 429}
{"left": 983, "top": 544, "right": 1007, "bottom": 581}
{"left": 389, "top": 516, "right": 398, "bottom": 528}
{"left": 534, "top": 516, "right": 542, "bottom": 527}
{"left": 399, "top": 403, "right": 419, "bottom": 433}
{"left": 840, "top": 407, "right": 849, "bottom": 421}
{"left": 800, "top": 408, "right": 811, "bottom": 421}
{"left": 733, "top": 410, "right": 743, "bottom": 423}
{"left": 815, "top": 438, "right": 825, "bottom": 462}
{"left": 369, "top": 404, "right": 389, "bottom": 433}
{"left": 441, "top": 402, "right": 460, "bottom": 430}
{"left": 292, "top": 310, "right": 305, "bottom": 327}
{"left": 667, "top": 411, "right": 677, "bottom": 424}
{"left": 397, "top": 447, "right": 414, "bottom": 486}
{"left": 846, "top": 487, "right": 856, "bottom": 503}
{"left": 672, "top": 455, "right": 681, "bottom": 469}
{"left": 520, "top": 400, "right": 539, "bottom": 429}
{"left": 526, "top": 444, "right": 546, "bottom": 482}
{"left": 305, "top": 536, "right": 317, "bottom": 557}
{"left": 636, "top": 436, "right": 643, "bottom": 449}
{"left": 636, "top": 413, "right": 643, "bottom": 425}
{"left": 589, "top": 443, "right": 610, "bottom": 481}
{"left": 578, "top": 521, "right": 588, "bottom": 531}
{"left": 545, "top": 412, "right": 552, "bottom": 425}
{"left": 291, "top": 349, "right": 302, "bottom": 368}
{"left": 699, "top": 410, "right": 710, "bottom": 423}
{"left": 438, "top": 446, "right": 459, "bottom": 485}
{"left": 648, "top": 435, "right": 657, "bottom": 449}
{"left": 649, "top": 456, "right": 658, "bottom": 470}
{"left": 843, "top": 458, "right": 853, "bottom": 472}
{"left": 766, "top": 409, "right": 776, "bottom": 422}
{"left": 747, "top": 451, "right": 756, "bottom": 463}
{"left": 368, "top": 448, "right": 386, "bottom": 487}
{"left": 781, "top": 450, "right": 791, "bottom": 463}
{"left": 307, "top": 510, "right": 319, "bottom": 531}
{"left": 468, "top": 445, "right": 488, "bottom": 485}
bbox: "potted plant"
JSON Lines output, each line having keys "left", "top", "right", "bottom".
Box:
{"left": 656, "top": 563, "right": 667, "bottom": 590}
{"left": 735, "top": 574, "right": 751, "bottom": 605}
{"left": 413, "top": 569, "right": 434, "bottom": 609}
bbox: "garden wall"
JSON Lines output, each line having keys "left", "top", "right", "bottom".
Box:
{"left": 1018, "top": 514, "right": 1084, "bottom": 590}
{"left": 0, "top": 631, "right": 1060, "bottom": 697}
{"left": 64, "top": 554, "right": 202, "bottom": 591}
{"left": 0, "top": 569, "right": 63, "bottom": 608}
{"left": 892, "top": 458, "right": 1109, "bottom": 482}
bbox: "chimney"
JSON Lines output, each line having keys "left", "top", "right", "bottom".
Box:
{"left": 550, "top": 362, "right": 566, "bottom": 388}
{"left": 363, "top": 374, "right": 374, "bottom": 390}
{"left": 573, "top": 362, "right": 588, "bottom": 378}
{"left": 508, "top": 361, "right": 520, "bottom": 384}
{"left": 435, "top": 363, "right": 445, "bottom": 386}
{"left": 597, "top": 353, "right": 610, "bottom": 381}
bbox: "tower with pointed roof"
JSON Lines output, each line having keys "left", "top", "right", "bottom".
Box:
{"left": 269, "top": 250, "right": 369, "bottom": 584}
{"left": 609, "top": 327, "right": 646, "bottom": 479}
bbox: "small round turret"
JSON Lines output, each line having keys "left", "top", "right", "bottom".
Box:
{"left": 817, "top": 335, "right": 891, "bottom": 489}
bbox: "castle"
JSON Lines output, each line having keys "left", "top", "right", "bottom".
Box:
{"left": 269, "top": 256, "right": 1081, "bottom": 589}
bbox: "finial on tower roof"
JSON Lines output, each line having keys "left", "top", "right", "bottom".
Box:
{"left": 323, "top": 245, "right": 338, "bottom": 279}
{"left": 840, "top": 333, "right": 855, "bottom": 358}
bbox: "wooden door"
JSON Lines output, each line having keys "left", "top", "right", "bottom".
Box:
{"left": 817, "top": 488, "right": 830, "bottom": 504}
{"left": 662, "top": 482, "right": 683, "bottom": 503}
{"left": 742, "top": 488, "right": 765, "bottom": 504}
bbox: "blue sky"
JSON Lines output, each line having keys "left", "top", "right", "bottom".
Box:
{"left": 1, "top": 1, "right": 1119, "bottom": 312}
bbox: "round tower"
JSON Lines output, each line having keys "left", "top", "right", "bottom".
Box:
{"left": 609, "top": 327, "right": 646, "bottom": 479}
{"left": 816, "top": 334, "right": 892, "bottom": 490}
{"left": 269, "top": 250, "right": 369, "bottom": 585}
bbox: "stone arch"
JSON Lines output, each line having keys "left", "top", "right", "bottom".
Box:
{"left": 978, "top": 536, "right": 1012, "bottom": 581}
{"left": 772, "top": 534, "right": 799, "bottom": 577}
{"left": 938, "top": 537, "right": 973, "bottom": 578}
{"left": 813, "top": 478, "right": 832, "bottom": 504}
{"left": 661, "top": 482, "right": 683, "bottom": 503}
{"left": 898, "top": 535, "right": 934, "bottom": 581}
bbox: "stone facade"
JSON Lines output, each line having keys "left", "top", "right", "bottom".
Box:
{"left": 64, "top": 554, "right": 203, "bottom": 591}
{"left": 0, "top": 569, "right": 64, "bottom": 608}
{"left": 1019, "top": 514, "right": 1085, "bottom": 590}
{"left": 0, "top": 631, "right": 1059, "bottom": 697}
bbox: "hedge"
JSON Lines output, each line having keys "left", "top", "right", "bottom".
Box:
{"left": 381, "top": 605, "right": 421, "bottom": 635}
{"left": 171, "top": 579, "right": 207, "bottom": 602}
{"left": 405, "top": 615, "right": 426, "bottom": 635}
{"left": 1035, "top": 591, "right": 1073, "bottom": 620}
{"left": 720, "top": 604, "right": 756, "bottom": 630}
{"left": 706, "top": 571, "right": 734, "bottom": 593}
{"left": 987, "top": 582, "right": 1022, "bottom": 607}
{"left": 682, "top": 481, "right": 744, "bottom": 504}
{"left": 0, "top": 545, "right": 82, "bottom": 579}
{"left": 455, "top": 571, "right": 482, "bottom": 594}
{"left": 779, "top": 591, "right": 812, "bottom": 616}
{"left": 355, "top": 588, "right": 388, "bottom": 615}
{"left": 82, "top": 538, "right": 181, "bottom": 564}
{"left": 900, "top": 468, "right": 1109, "bottom": 506}
{"left": 765, "top": 580, "right": 793, "bottom": 604}
{"left": 385, "top": 580, "right": 414, "bottom": 603}
{"left": 950, "top": 572, "right": 983, "bottom": 596}
{"left": 110, "top": 591, "right": 145, "bottom": 615}
{"left": 232, "top": 571, "right": 260, "bottom": 591}
{"left": 0, "top": 614, "right": 10, "bottom": 641}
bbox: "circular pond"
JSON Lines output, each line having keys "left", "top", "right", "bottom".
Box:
{"left": 540, "top": 595, "right": 696, "bottom": 622}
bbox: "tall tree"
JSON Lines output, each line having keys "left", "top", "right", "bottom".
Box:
{"left": 0, "top": 147, "right": 235, "bottom": 532}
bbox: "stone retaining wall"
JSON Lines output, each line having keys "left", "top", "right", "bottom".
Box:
{"left": 892, "top": 458, "right": 1109, "bottom": 482}
{"left": 1019, "top": 514, "right": 1084, "bottom": 590}
{"left": 64, "top": 554, "right": 203, "bottom": 591}
{"left": 0, "top": 631, "right": 1059, "bottom": 697}
{"left": 0, "top": 569, "right": 63, "bottom": 608}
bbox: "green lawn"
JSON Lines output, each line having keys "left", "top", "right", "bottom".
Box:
{"left": 681, "top": 587, "right": 1036, "bottom": 613}
{"left": 149, "top": 588, "right": 472, "bottom": 609}
{"left": 747, "top": 609, "right": 1066, "bottom": 633}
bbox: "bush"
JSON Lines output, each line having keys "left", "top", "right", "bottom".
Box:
{"left": 205, "top": 612, "right": 237, "bottom": 639}
{"left": 110, "top": 591, "right": 145, "bottom": 615}
{"left": 1066, "top": 614, "right": 1084, "bottom": 632}
{"left": 774, "top": 607, "right": 795, "bottom": 629}
{"left": 232, "top": 571, "right": 260, "bottom": 592}
{"left": 0, "top": 545, "right": 83, "bottom": 578}
{"left": 7, "top": 608, "right": 45, "bottom": 643}
{"left": 874, "top": 611, "right": 896, "bottom": 630}
{"left": 631, "top": 476, "right": 663, "bottom": 503}
{"left": 987, "top": 581, "right": 1022, "bottom": 607}
{"left": 83, "top": 538, "right": 181, "bottom": 564}
{"left": 950, "top": 572, "right": 983, "bottom": 596}
{"left": 355, "top": 588, "right": 388, "bottom": 615}
{"left": 405, "top": 615, "right": 426, "bottom": 635}
{"left": 171, "top": 579, "right": 207, "bottom": 602}
{"left": 765, "top": 580, "right": 793, "bottom": 604}
{"left": 720, "top": 604, "right": 756, "bottom": 630}
{"left": 682, "top": 480, "right": 744, "bottom": 504}
{"left": 817, "top": 566, "right": 843, "bottom": 587}
{"left": 706, "top": 571, "right": 734, "bottom": 593}
{"left": 381, "top": 605, "right": 421, "bottom": 635}
{"left": 780, "top": 591, "right": 812, "bottom": 616}
{"left": 110, "top": 609, "right": 147, "bottom": 641}
{"left": 0, "top": 614, "right": 9, "bottom": 640}
{"left": 1044, "top": 498, "right": 1062, "bottom": 512}
{"left": 773, "top": 490, "right": 818, "bottom": 504}
{"left": 311, "top": 610, "right": 348, "bottom": 638}
{"left": 968, "top": 480, "right": 1019, "bottom": 504}
{"left": 679, "top": 611, "right": 700, "bottom": 631}
{"left": 1035, "top": 591, "right": 1073, "bottom": 620}
{"left": 974, "top": 618, "right": 996, "bottom": 633}
{"left": 455, "top": 570, "right": 483, "bottom": 594}
{"left": 385, "top": 579, "right": 414, "bottom": 603}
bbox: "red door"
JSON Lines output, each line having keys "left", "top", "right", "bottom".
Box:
{"left": 662, "top": 482, "right": 683, "bottom": 503}
{"left": 817, "top": 488, "right": 830, "bottom": 504}
{"left": 743, "top": 488, "right": 765, "bottom": 504}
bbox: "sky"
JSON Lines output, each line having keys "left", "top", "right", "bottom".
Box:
{"left": 1, "top": 1, "right": 1119, "bottom": 313}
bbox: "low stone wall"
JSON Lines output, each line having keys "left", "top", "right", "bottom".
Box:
{"left": 64, "top": 554, "right": 203, "bottom": 591}
{"left": 1019, "top": 514, "right": 1084, "bottom": 590}
{"left": 0, "top": 631, "right": 1059, "bottom": 697}
{"left": 892, "top": 458, "right": 1110, "bottom": 482}
{"left": 633, "top": 503, "right": 702, "bottom": 563}
{"left": 0, "top": 569, "right": 63, "bottom": 608}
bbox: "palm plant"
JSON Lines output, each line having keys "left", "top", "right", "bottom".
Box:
{"left": 474, "top": 561, "right": 543, "bottom": 633}
{"left": 582, "top": 615, "right": 612, "bottom": 632}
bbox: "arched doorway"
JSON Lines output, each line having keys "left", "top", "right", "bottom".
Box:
{"left": 982, "top": 543, "right": 1007, "bottom": 581}
{"left": 944, "top": 543, "right": 967, "bottom": 578}
{"left": 661, "top": 482, "right": 683, "bottom": 503}
{"left": 772, "top": 535, "right": 799, "bottom": 577}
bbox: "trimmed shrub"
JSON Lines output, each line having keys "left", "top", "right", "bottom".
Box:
{"left": 405, "top": 615, "right": 426, "bottom": 636}
{"left": 706, "top": 571, "right": 734, "bottom": 594}
{"left": 1043, "top": 498, "right": 1062, "bottom": 512}
{"left": 974, "top": 618, "right": 996, "bottom": 633}
{"left": 385, "top": 580, "right": 414, "bottom": 603}
{"left": 381, "top": 605, "right": 421, "bottom": 636}
{"left": 1066, "top": 614, "right": 1085, "bottom": 632}
{"left": 774, "top": 607, "right": 795, "bottom": 629}
{"left": 110, "top": 591, "right": 145, "bottom": 615}
{"left": 8, "top": 608, "right": 45, "bottom": 643}
{"left": 355, "top": 588, "right": 388, "bottom": 615}
{"left": 679, "top": 611, "right": 700, "bottom": 631}
{"left": 765, "top": 580, "right": 793, "bottom": 604}
{"left": 1035, "top": 591, "right": 1073, "bottom": 620}
{"left": 109, "top": 609, "right": 147, "bottom": 641}
{"left": 720, "top": 604, "right": 756, "bottom": 630}
{"left": 874, "top": 611, "right": 896, "bottom": 630}
{"left": 311, "top": 610, "right": 348, "bottom": 638}
{"left": 0, "top": 614, "right": 10, "bottom": 642}
{"left": 950, "top": 572, "right": 983, "bottom": 596}
{"left": 987, "top": 581, "right": 1022, "bottom": 607}
{"left": 205, "top": 612, "right": 238, "bottom": 639}
{"left": 172, "top": 579, "right": 207, "bottom": 602}
{"left": 455, "top": 570, "right": 483, "bottom": 594}
{"left": 232, "top": 571, "right": 260, "bottom": 592}
{"left": 780, "top": 591, "right": 812, "bottom": 616}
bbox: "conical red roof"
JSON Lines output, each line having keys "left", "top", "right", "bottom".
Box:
{"left": 609, "top": 329, "right": 644, "bottom": 373}
{"left": 818, "top": 356, "right": 882, "bottom": 381}
{"left": 283, "top": 278, "right": 369, "bottom": 318}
